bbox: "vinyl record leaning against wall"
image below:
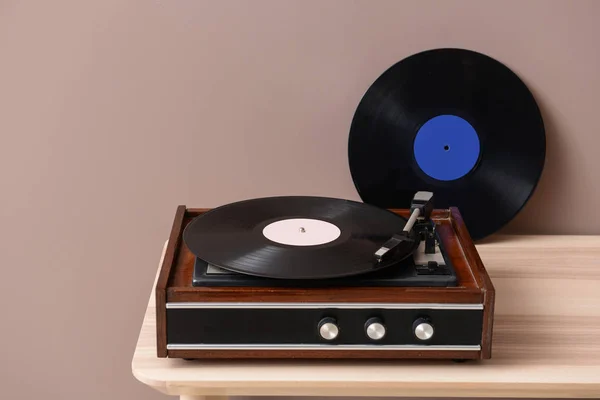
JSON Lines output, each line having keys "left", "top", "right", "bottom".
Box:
{"left": 348, "top": 48, "right": 546, "bottom": 240}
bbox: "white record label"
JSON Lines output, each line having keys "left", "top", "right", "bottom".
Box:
{"left": 262, "top": 218, "right": 341, "bottom": 246}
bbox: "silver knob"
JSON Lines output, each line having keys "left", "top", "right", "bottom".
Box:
{"left": 413, "top": 318, "right": 434, "bottom": 341}
{"left": 318, "top": 318, "right": 339, "bottom": 340}
{"left": 365, "top": 317, "right": 386, "bottom": 340}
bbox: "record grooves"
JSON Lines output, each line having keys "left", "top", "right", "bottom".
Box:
{"left": 348, "top": 48, "right": 546, "bottom": 240}
{"left": 182, "top": 196, "right": 418, "bottom": 280}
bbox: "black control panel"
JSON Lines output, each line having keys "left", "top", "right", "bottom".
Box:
{"left": 166, "top": 306, "right": 483, "bottom": 346}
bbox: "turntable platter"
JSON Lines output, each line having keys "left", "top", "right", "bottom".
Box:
{"left": 182, "top": 196, "right": 417, "bottom": 279}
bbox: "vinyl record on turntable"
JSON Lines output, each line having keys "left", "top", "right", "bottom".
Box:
{"left": 182, "top": 196, "right": 418, "bottom": 280}
{"left": 348, "top": 48, "right": 546, "bottom": 240}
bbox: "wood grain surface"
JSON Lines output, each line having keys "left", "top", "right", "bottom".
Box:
{"left": 132, "top": 235, "right": 600, "bottom": 398}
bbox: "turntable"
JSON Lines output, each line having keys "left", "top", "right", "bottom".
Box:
{"left": 155, "top": 192, "right": 495, "bottom": 360}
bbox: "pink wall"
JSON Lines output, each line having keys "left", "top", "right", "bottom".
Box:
{"left": 1, "top": 1, "right": 599, "bottom": 399}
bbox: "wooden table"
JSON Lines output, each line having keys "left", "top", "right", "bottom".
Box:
{"left": 132, "top": 235, "right": 600, "bottom": 399}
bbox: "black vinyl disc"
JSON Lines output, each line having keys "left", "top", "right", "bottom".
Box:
{"left": 348, "top": 48, "right": 546, "bottom": 240}
{"left": 182, "top": 196, "right": 417, "bottom": 279}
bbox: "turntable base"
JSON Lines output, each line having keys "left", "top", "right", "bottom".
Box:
{"left": 155, "top": 205, "right": 494, "bottom": 360}
{"left": 132, "top": 235, "right": 600, "bottom": 399}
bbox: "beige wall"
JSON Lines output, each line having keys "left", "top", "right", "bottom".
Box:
{"left": 1, "top": 1, "right": 599, "bottom": 399}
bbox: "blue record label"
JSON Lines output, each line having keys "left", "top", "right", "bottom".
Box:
{"left": 413, "top": 115, "right": 480, "bottom": 181}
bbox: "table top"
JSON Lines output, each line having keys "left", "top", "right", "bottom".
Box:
{"left": 132, "top": 235, "right": 600, "bottom": 398}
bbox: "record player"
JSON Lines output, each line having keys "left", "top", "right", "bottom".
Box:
{"left": 155, "top": 192, "right": 495, "bottom": 361}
